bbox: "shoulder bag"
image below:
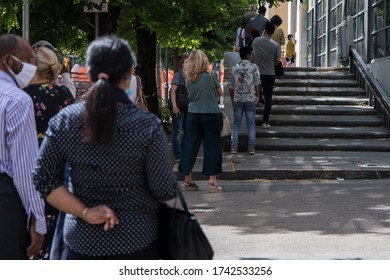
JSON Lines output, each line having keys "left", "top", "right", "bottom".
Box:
{"left": 159, "top": 187, "right": 214, "bottom": 260}
{"left": 209, "top": 72, "right": 232, "bottom": 137}
{"left": 275, "top": 61, "right": 285, "bottom": 78}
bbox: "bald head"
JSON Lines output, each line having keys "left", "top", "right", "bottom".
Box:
{"left": 0, "top": 34, "right": 19, "bottom": 58}
{"left": 0, "top": 34, "right": 34, "bottom": 72}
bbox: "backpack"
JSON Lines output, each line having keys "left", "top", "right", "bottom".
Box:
{"left": 167, "top": 71, "right": 189, "bottom": 110}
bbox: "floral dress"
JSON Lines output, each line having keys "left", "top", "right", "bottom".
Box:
{"left": 24, "top": 83, "right": 74, "bottom": 145}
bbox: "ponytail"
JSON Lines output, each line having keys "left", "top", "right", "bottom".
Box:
{"left": 83, "top": 35, "right": 134, "bottom": 144}
{"left": 84, "top": 76, "right": 117, "bottom": 144}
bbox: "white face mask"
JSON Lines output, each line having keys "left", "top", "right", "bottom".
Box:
{"left": 7, "top": 55, "right": 37, "bottom": 89}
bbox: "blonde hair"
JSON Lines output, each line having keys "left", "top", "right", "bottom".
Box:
{"left": 183, "top": 49, "right": 210, "bottom": 83}
{"left": 35, "top": 47, "right": 61, "bottom": 81}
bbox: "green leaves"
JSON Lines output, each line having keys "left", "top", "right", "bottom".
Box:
{"left": 0, "top": 1, "right": 20, "bottom": 32}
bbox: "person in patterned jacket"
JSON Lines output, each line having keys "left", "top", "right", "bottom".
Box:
{"left": 229, "top": 46, "right": 261, "bottom": 154}
{"left": 33, "top": 35, "right": 177, "bottom": 260}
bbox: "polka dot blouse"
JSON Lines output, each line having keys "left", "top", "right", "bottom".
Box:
{"left": 33, "top": 101, "right": 178, "bottom": 256}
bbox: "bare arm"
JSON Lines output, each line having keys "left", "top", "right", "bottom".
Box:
{"left": 254, "top": 85, "right": 261, "bottom": 105}
{"left": 47, "top": 186, "right": 119, "bottom": 231}
{"left": 170, "top": 84, "right": 180, "bottom": 117}
{"left": 216, "top": 87, "right": 223, "bottom": 96}
{"left": 229, "top": 89, "right": 234, "bottom": 102}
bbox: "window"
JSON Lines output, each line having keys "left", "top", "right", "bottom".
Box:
{"left": 372, "top": 0, "right": 390, "bottom": 59}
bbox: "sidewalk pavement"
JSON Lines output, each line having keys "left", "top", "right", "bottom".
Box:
{"left": 179, "top": 179, "right": 390, "bottom": 260}
{"left": 169, "top": 140, "right": 390, "bottom": 180}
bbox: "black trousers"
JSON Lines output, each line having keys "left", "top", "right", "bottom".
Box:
{"left": 0, "top": 173, "right": 29, "bottom": 260}
{"left": 260, "top": 74, "right": 276, "bottom": 124}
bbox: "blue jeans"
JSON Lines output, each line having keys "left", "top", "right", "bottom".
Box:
{"left": 171, "top": 110, "right": 187, "bottom": 160}
{"left": 231, "top": 102, "right": 256, "bottom": 150}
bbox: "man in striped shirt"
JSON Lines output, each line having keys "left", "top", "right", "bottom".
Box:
{"left": 0, "top": 34, "right": 46, "bottom": 259}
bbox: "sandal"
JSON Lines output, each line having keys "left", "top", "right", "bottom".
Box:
{"left": 208, "top": 181, "right": 223, "bottom": 193}
{"left": 181, "top": 181, "right": 199, "bottom": 191}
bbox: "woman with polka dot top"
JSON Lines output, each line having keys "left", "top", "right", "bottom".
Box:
{"left": 33, "top": 35, "right": 178, "bottom": 260}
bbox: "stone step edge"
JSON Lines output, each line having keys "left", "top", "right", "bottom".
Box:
{"left": 176, "top": 169, "right": 390, "bottom": 181}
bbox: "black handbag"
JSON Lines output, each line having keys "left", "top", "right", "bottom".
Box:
{"left": 167, "top": 71, "right": 189, "bottom": 110}
{"left": 275, "top": 61, "right": 285, "bottom": 77}
{"left": 159, "top": 187, "right": 214, "bottom": 260}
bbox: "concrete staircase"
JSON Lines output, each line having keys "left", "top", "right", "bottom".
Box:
{"left": 234, "top": 67, "right": 390, "bottom": 152}
{"left": 178, "top": 63, "right": 390, "bottom": 181}
{"left": 209, "top": 67, "right": 390, "bottom": 180}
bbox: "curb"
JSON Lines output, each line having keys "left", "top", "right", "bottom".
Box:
{"left": 175, "top": 169, "right": 390, "bottom": 181}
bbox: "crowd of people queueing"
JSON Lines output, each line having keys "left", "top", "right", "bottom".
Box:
{"left": 228, "top": 5, "right": 297, "bottom": 154}
{"left": 0, "top": 4, "right": 298, "bottom": 262}
{"left": 0, "top": 29, "right": 227, "bottom": 260}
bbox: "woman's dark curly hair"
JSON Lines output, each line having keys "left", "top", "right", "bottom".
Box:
{"left": 84, "top": 35, "right": 134, "bottom": 144}
{"left": 270, "top": 15, "right": 283, "bottom": 26}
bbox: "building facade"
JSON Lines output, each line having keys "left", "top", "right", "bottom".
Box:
{"left": 280, "top": 0, "right": 390, "bottom": 95}
{"left": 287, "top": 0, "right": 390, "bottom": 67}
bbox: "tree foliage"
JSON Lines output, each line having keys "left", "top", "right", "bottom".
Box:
{"left": 0, "top": 0, "right": 294, "bottom": 116}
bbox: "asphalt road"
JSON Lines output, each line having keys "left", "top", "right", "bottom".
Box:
{"left": 179, "top": 179, "right": 390, "bottom": 260}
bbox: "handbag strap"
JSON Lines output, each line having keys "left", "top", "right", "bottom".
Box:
{"left": 176, "top": 186, "right": 190, "bottom": 212}
{"left": 178, "top": 70, "right": 185, "bottom": 85}
{"left": 209, "top": 72, "right": 223, "bottom": 113}
{"left": 209, "top": 72, "right": 218, "bottom": 98}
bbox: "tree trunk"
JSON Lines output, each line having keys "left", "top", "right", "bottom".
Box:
{"left": 156, "top": 46, "right": 163, "bottom": 98}
{"left": 87, "top": 5, "right": 121, "bottom": 42}
{"left": 172, "top": 48, "right": 182, "bottom": 72}
{"left": 135, "top": 17, "right": 159, "bottom": 117}
{"left": 99, "top": 5, "right": 121, "bottom": 36}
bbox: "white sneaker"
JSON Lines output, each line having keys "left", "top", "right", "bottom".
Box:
{"left": 261, "top": 123, "right": 271, "bottom": 129}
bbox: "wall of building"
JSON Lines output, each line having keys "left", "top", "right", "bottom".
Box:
{"left": 368, "top": 56, "right": 390, "bottom": 97}
{"left": 267, "top": 3, "right": 289, "bottom": 37}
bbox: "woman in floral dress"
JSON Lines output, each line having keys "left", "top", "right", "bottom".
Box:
{"left": 24, "top": 46, "right": 74, "bottom": 146}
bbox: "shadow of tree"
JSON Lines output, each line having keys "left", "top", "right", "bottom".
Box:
{"left": 181, "top": 180, "right": 390, "bottom": 236}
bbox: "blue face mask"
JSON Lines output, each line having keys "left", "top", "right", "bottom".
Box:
{"left": 126, "top": 75, "right": 137, "bottom": 100}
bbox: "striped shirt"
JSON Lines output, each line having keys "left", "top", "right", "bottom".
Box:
{"left": 0, "top": 70, "right": 46, "bottom": 235}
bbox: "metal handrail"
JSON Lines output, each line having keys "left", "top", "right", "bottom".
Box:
{"left": 349, "top": 47, "right": 390, "bottom": 130}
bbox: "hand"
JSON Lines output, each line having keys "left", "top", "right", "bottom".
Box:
{"left": 83, "top": 205, "right": 119, "bottom": 231}
{"left": 172, "top": 106, "right": 180, "bottom": 117}
{"left": 253, "top": 96, "right": 260, "bottom": 105}
{"left": 26, "top": 225, "right": 44, "bottom": 257}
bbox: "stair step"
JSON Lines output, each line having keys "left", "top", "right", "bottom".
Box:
{"left": 283, "top": 71, "right": 354, "bottom": 79}
{"left": 240, "top": 138, "right": 390, "bottom": 152}
{"left": 273, "top": 96, "right": 368, "bottom": 105}
{"left": 256, "top": 105, "right": 375, "bottom": 115}
{"left": 283, "top": 67, "right": 349, "bottom": 72}
{"left": 221, "top": 151, "right": 390, "bottom": 180}
{"left": 275, "top": 79, "right": 359, "bottom": 87}
{"left": 250, "top": 126, "right": 390, "bottom": 138}
{"left": 273, "top": 87, "right": 366, "bottom": 96}
{"left": 255, "top": 114, "right": 383, "bottom": 126}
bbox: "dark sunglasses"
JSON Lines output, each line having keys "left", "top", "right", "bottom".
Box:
{"left": 33, "top": 44, "right": 56, "bottom": 64}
